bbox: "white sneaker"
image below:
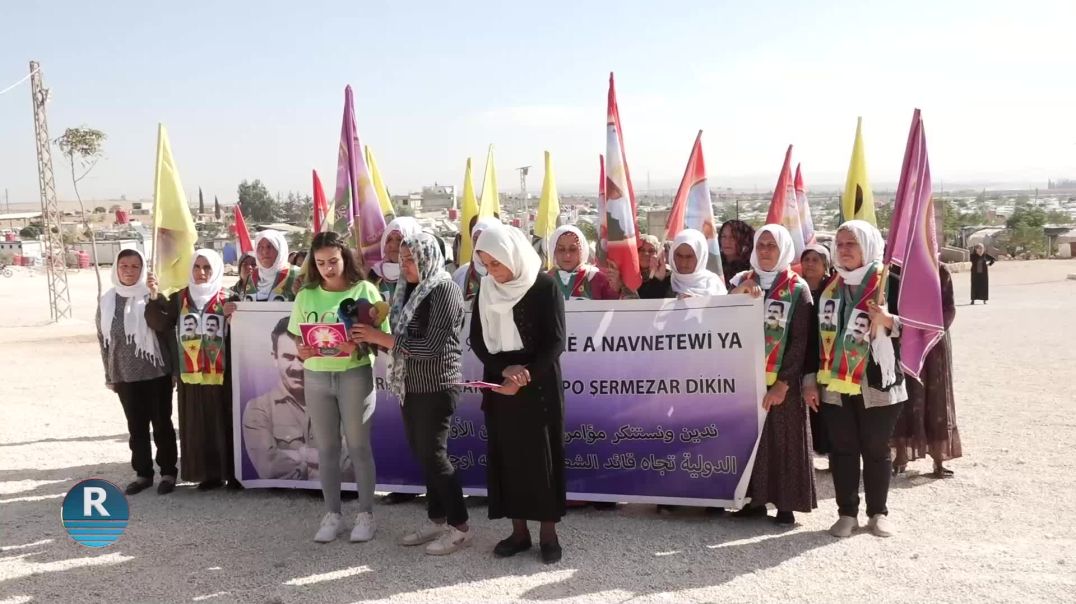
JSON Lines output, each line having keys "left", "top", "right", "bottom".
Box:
{"left": 829, "top": 515, "right": 859, "bottom": 538}
{"left": 425, "top": 526, "right": 472, "bottom": 556}
{"left": 868, "top": 514, "right": 894, "bottom": 538}
{"left": 314, "top": 512, "right": 342, "bottom": 543}
{"left": 399, "top": 520, "right": 445, "bottom": 546}
{"left": 349, "top": 512, "right": 376, "bottom": 543}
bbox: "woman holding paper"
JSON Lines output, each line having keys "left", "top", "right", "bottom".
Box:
{"left": 288, "top": 231, "right": 388, "bottom": 544}
{"left": 471, "top": 225, "right": 567, "bottom": 564}
{"left": 146, "top": 249, "right": 235, "bottom": 492}
{"left": 804, "top": 220, "right": 907, "bottom": 539}
{"left": 729, "top": 225, "right": 817, "bottom": 525}
{"left": 353, "top": 232, "right": 471, "bottom": 555}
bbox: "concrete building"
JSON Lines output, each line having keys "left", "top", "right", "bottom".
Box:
{"left": 421, "top": 185, "right": 456, "bottom": 211}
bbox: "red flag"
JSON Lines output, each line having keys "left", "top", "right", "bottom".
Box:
{"left": 885, "top": 109, "right": 944, "bottom": 380}
{"left": 604, "top": 73, "right": 642, "bottom": 291}
{"left": 312, "top": 169, "right": 329, "bottom": 233}
{"left": 234, "top": 204, "right": 253, "bottom": 255}
{"left": 596, "top": 154, "right": 607, "bottom": 263}
{"left": 665, "top": 131, "right": 721, "bottom": 274}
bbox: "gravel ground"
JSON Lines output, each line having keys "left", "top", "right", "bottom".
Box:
{"left": 1, "top": 260, "right": 1074, "bottom": 604}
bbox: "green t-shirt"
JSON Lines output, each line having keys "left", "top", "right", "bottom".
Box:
{"left": 288, "top": 280, "right": 389, "bottom": 372}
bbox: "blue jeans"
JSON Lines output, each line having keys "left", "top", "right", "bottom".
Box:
{"left": 304, "top": 365, "right": 377, "bottom": 514}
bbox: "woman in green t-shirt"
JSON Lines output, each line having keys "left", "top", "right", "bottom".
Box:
{"left": 288, "top": 231, "right": 388, "bottom": 544}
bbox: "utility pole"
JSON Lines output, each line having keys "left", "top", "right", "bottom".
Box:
{"left": 517, "top": 166, "right": 531, "bottom": 230}
{"left": 29, "top": 60, "right": 71, "bottom": 321}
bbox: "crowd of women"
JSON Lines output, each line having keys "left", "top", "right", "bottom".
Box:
{"left": 97, "top": 215, "right": 964, "bottom": 564}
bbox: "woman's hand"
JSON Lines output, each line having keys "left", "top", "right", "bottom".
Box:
{"left": 803, "top": 382, "right": 820, "bottom": 412}
{"left": 762, "top": 381, "right": 789, "bottom": 411}
{"left": 492, "top": 379, "right": 521, "bottom": 396}
{"left": 601, "top": 262, "right": 623, "bottom": 293}
{"left": 297, "top": 343, "right": 316, "bottom": 361}
{"left": 223, "top": 302, "right": 238, "bottom": 318}
{"left": 147, "top": 272, "right": 159, "bottom": 299}
{"left": 731, "top": 278, "right": 762, "bottom": 298}
{"left": 502, "top": 365, "right": 531, "bottom": 387}
{"left": 351, "top": 324, "right": 392, "bottom": 349}
{"left": 650, "top": 250, "right": 667, "bottom": 281}
{"left": 336, "top": 340, "right": 357, "bottom": 355}
{"left": 867, "top": 300, "right": 895, "bottom": 331}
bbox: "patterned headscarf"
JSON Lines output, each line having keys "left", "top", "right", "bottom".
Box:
{"left": 387, "top": 232, "right": 452, "bottom": 398}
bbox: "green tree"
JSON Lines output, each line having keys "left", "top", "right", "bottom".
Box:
{"left": 281, "top": 192, "right": 313, "bottom": 227}
{"left": 55, "top": 126, "right": 107, "bottom": 297}
{"left": 237, "top": 180, "right": 279, "bottom": 223}
{"left": 396, "top": 205, "right": 415, "bottom": 218}
{"left": 19, "top": 224, "right": 42, "bottom": 239}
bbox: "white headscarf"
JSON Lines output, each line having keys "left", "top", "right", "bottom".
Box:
{"left": 550, "top": 224, "right": 598, "bottom": 283}
{"left": 469, "top": 217, "right": 502, "bottom": 276}
{"left": 749, "top": 224, "right": 796, "bottom": 289}
{"left": 376, "top": 216, "right": 422, "bottom": 282}
{"left": 670, "top": 229, "right": 727, "bottom": 296}
{"left": 802, "top": 242, "right": 832, "bottom": 268}
{"left": 188, "top": 248, "right": 225, "bottom": 310}
{"left": 475, "top": 226, "right": 541, "bottom": 354}
{"left": 254, "top": 230, "right": 289, "bottom": 299}
{"left": 99, "top": 249, "right": 162, "bottom": 366}
{"left": 834, "top": 220, "right": 885, "bottom": 286}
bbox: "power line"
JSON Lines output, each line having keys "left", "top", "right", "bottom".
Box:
{"left": 0, "top": 66, "right": 39, "bottom": 97}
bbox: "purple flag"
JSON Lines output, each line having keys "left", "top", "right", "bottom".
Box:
{"left": 885, "top": 109, "right": 944, "bottom": 381}
{"left": 332, "top": 85, "right": 387, "bottom": 267}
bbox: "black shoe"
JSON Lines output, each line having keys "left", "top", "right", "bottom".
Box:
{"left": 705, "top": 506, "right": 726, "bottom": 516}
{"left": 732, "top": 505, "right": 768, "bottom": 518}
{"left": 656, "top": 504, "right": 678, "bottom": 514}
{"left": 226, "top": 479, "right": 244, "bottom": 491}
{"left": 382, "top": 492, "right": 418, "bottom": 504}
{"left": 125, "top": 478, "right": 152, "bottom": 495}
{"left": 157, "top": 476, "right": 176, "bottom": 495}
{"left": 592, "top": 502, "right": 617, "bottom": 510}
{"left": 540, "top": 540, "right": 562, "bottom": 564}
{"left": 493, "top": 535, "right": 532, "bottom": 558}
{"left": 774, "top": 511, "right": 795, "bottom": 525}
{"left": 197, "top": 479, "right": 223, "bottom": 491}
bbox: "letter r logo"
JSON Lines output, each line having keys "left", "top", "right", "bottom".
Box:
{"left": 83, "top": 487, "right": 110, "bottom": 517}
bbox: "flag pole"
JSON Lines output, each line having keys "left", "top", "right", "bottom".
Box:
{"left": 150, "top": 123, "right": 163, "bottom": 299}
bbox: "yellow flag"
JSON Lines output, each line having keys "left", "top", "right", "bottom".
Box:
{"left": 478, "top": 144, "right": 500, "bottom": 218}
{"left": 365, "top": 145, "right": 396, "bottom": 218}
{"left": 842, "top": 117, "right": 877, "bottom": 226}
{"left": 533, "top": 151, "right": 561, "bottom": 269}
{"left": 152, "top": 124, "right": 197, "bottom": 296}
{"left": 459, "top": 158, "right": 480, "bottom": 266}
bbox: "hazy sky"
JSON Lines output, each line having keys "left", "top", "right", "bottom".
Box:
{"left": 1, "top": 0, "right": 1074, "bottom": 207}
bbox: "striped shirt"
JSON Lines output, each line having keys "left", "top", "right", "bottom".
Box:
{"left": 393, "top": 280, "right": 465, "bottom": 394}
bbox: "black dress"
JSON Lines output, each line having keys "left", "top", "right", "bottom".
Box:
{"left": 969, "top": 251, "right": 995, "bottom": 302}
{"left": 471, "top": 272, "right": 567, "bottom": 522}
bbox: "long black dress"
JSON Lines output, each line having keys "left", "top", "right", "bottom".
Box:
{"left": 471, "top": 272, "right": 567, "bottom": 522}
{"left": 969, "top": 251, "right": 995, "bottom": 302}
{"left": 804, "top": 282, "right": 831, "bottom": 455}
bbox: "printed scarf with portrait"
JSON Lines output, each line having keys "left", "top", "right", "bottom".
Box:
{"left": 749, "top": 269, "right": 806, "bottom": 386}
{"left": 548, "top": 268, "right": 598, "bottom": 301}
{"left": 463, "top": 265, "right": 482, "bottom": 300}
{"left": 178, "top": 289, "right": 229, "bottom": 385}
{"left": 817, "top": 263, "right": 883, "bottom": 395}
{"left": 243, "top": 267, "right": 296, "bottom": 301}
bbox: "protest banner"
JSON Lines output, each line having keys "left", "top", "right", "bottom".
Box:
{"left": 231, "top": 296, "right": 767, "bottom": 507}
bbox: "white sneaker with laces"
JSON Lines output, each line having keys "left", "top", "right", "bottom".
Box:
{"left": 868, "top": 514, "right": 894, "bottom": 537}
{"left": 829, "top": 515, "right": 859, "bottom": 538}
{"left": 350, "top": 512, "right": 376, "bottom": 543}
{"left": 399, "top": 520, "right": 445, "bottom": 546}
{"left": 314, "top": 512, "right": 342, "bottom": 543}
{"left": 425, "top": 526, "right": 472, "bottom": 556}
